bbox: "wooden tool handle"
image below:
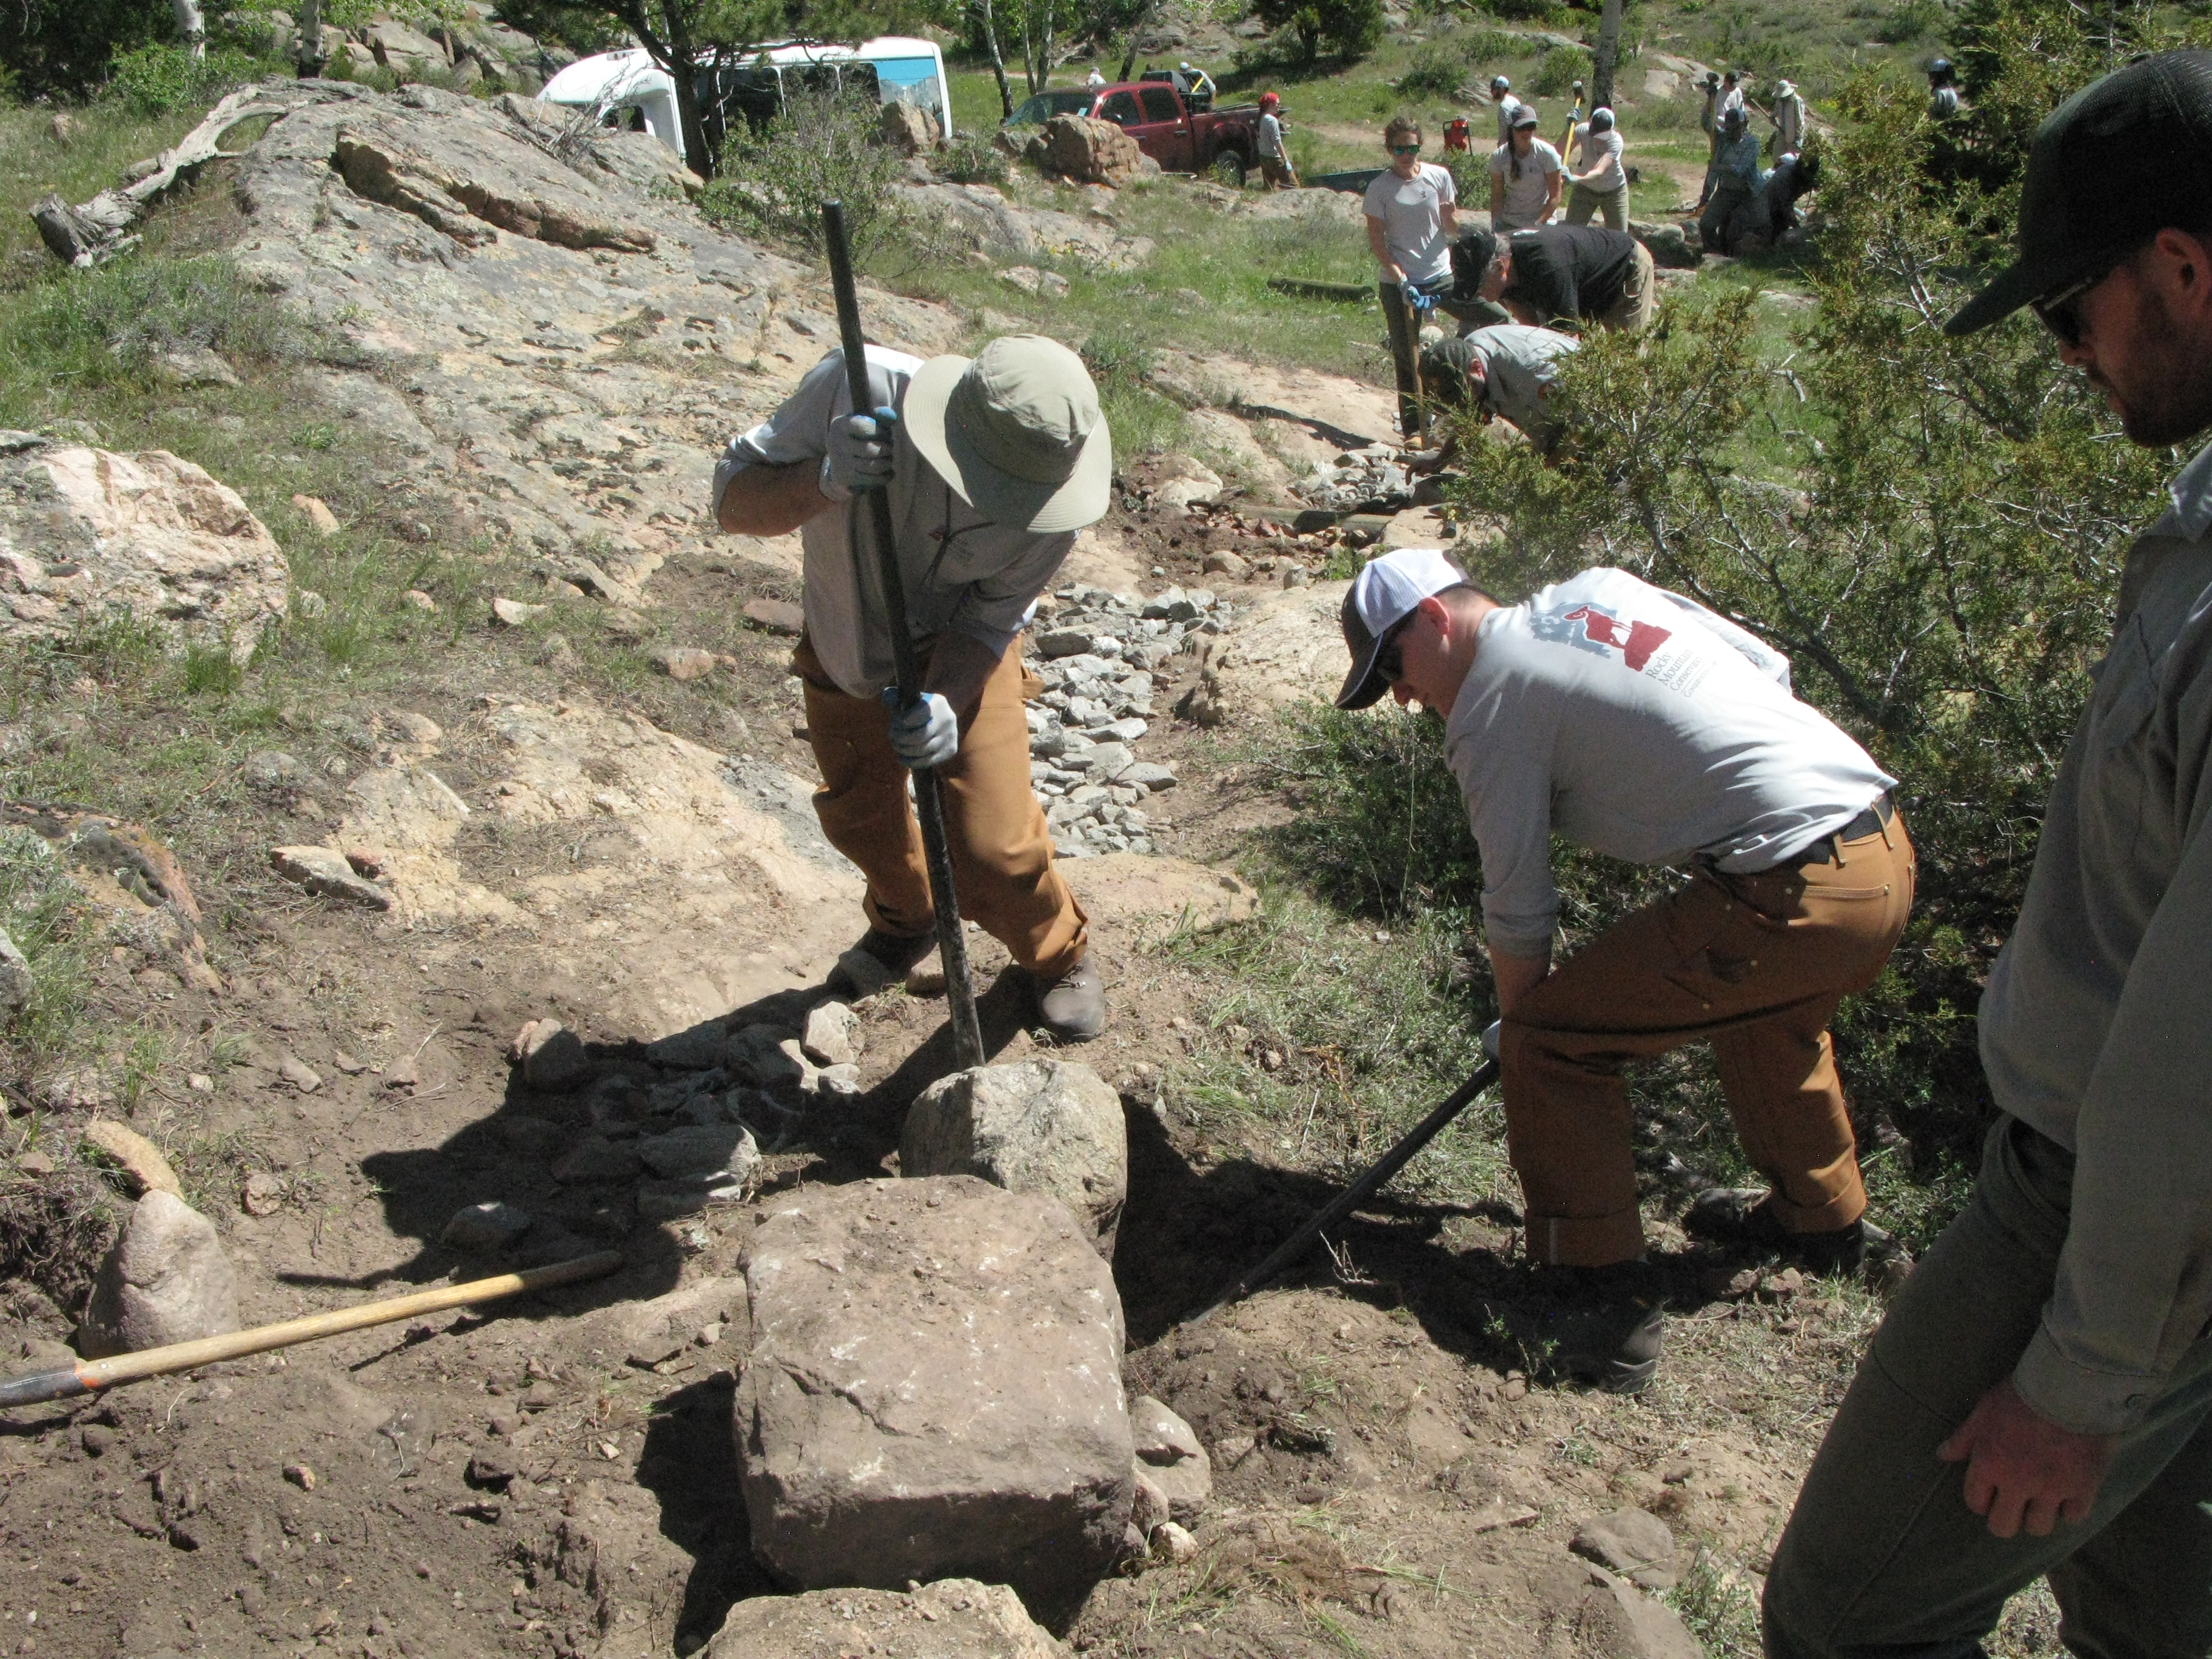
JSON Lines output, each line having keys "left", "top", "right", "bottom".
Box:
{"left": 0, "top": 1250, "right": 624, "bottom": 1410}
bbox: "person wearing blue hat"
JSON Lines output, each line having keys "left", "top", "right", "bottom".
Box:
{"left": 1766, "top": 49, "right": 2212, "bottom": 1658}
{"left": 1335, "top": 549, "right": 1910, "bottom": 1395}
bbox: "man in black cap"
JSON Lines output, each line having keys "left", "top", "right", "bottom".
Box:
{"left": 1461, "top": 223, "right": 1656, "bottom": 333}
{"left": 1765, "top": 50, "right": 2212, "bottom": 1658}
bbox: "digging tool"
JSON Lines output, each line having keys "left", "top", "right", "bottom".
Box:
{"left": 820, "top": 199, "right": 985, "bottom": 1072}
{"left": 0, "top": 1250, "right": 623, "bottom": 1410}
{"left": 1181, "top": 1034, "right": 1502, "bottom": 1330}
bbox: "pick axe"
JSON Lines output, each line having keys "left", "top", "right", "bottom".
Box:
{"left": 820, "top": 200, "right": 985, "bottom": 1071}
{"left": 1180, "top": 1027, "right": 1504, "bottom": 1330}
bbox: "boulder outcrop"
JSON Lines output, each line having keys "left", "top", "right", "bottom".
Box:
{"left": 0, "top": 435, "right": 288, "bottom": 663}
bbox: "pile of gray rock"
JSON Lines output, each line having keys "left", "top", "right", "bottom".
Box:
{"left": 1296, "top": 443, "right": 1414, "bottom": 514}
{"left": 1027, "top": 583, "right": 1227, "bottom": 858}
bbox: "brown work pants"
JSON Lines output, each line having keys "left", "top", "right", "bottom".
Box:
{"left": 795, "top": 634, "right": 1087, "bottom": 979}
{"left": 1500, "top": 815, "right": 1915, "bottom": 1267}
{"left": 1596, "top": 239, "right": 1656, "bottom": 332}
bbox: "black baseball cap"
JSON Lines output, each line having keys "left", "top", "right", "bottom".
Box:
{"left": 1946, "top": 51, "right": 2212, "bottom": 336}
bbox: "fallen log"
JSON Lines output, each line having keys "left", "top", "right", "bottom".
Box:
{"left": 1266, "top": 276, "right": 1374, "bottom": 302}
{"left": 32, "top": 83, "right": 339, "bottom": 267}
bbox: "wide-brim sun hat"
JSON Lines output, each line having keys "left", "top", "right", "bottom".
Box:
{"left": 903, "top": 335, "right": 1113, "bottom": 535}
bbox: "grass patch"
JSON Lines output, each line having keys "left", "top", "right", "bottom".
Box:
{"left": 1156, "top": 877, "right": 1507, "bottom": 1207}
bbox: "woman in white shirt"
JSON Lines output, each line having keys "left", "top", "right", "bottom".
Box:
{"left": 1564, "top": 106, "right": 1629, "bottom": 230}
{"left": 1487, "top": 106, "right": 1563, "bottom": 232}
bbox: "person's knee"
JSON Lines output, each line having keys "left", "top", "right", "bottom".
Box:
{"left": 1759, "top": 1553, "right": 1839, "bottom": 1659}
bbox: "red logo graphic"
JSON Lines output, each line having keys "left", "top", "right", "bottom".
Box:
{"left": 1564, "top": 605, "right": 1672, "bottom": 671}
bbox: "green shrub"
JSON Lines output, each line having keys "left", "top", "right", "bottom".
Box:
{"left": 1080, "top": 326, "right": 1185, "bottom": 457}
{"left": 1874, "top": 0, "right": 1946, "bottom": 42}
{"left": 1255, "top": 0, "right": 1386, "bottom": 62}
{"left": 938, "top": 132, "right": 1011, "bottom": 186}
{"left": 104, "top": 41, "right": 264, "bottom": 113}
{"left": 1398, "top": 44, "right": 1472, "bottom": 99}
{"left": 1529, "top": 43, "right": 1592, "bottom": 96}
{"left": 699, "top": 87, "right": 905, "bottom": 258}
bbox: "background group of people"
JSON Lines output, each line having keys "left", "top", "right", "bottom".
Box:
{"left": 1363, "top": 108, "right": 1654, "bottom": 455}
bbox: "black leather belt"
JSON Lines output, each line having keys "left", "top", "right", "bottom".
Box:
{"left": 1791, "top": 793, "right": 1895, "bottom": 865}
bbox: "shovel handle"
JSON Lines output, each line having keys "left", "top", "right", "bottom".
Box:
{"left": 0, "top": 1250, "right": 623, "bottom": 1411}
{"left": 819, "top": 199, "right": 985, "bottom": 1071}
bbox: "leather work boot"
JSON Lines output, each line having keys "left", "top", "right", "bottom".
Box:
{"left": 854, "top": 927, "right": 937, "bottom": 977}
{"left": 1539, "top": 1262, "right": 1667, "bottom": 1395}
{"left": 1684, "top": 1187, "right": 1905, "bottom": 1278}
{"left": 1030, "top": 956, "right": 1107, "bottom": 1042}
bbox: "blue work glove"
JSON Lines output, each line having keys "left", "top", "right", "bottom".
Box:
{"left": 882, "top": 688, "right": 958, "bottom": 770}
{"left": 1400, "top": 279, "right": 1435, "bottom": 314}
{"left": 825, "top": 403, "right": 899, "bottom": 499}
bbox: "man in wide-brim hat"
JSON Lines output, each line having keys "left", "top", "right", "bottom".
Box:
{"left": 712, "top": 335, "right": 1113, "bottom": 1039}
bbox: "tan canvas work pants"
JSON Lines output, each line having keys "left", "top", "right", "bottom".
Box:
{"left": 795, "top": 634, "right": 1087, "bottom": 979}
{"left": 1499, "top": 814, "right": 1914, "bottom": 1267}
{"left": 1596, "top": 238, "right": 1656, "bottom": 332}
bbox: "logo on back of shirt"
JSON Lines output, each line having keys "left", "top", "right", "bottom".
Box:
{"left": 1532, "top": 598, "right": 1716, "bottom": 697}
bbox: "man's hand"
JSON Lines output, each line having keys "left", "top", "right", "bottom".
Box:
{"left": 882, "top": 689, "right": 959, "bottom": 770}
{"left": 1399, "top": 278, "right": 1433, "bottom": 313}
{"left": 826, "top": 404, "right": 899, "bottom": 498}
{"left": 1936, "top": 1379, "right": 2118, "bottom": 1538}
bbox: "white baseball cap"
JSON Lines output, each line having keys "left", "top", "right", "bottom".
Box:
{"left": 1335, "top": 548, "right": 1468, "bottom": 709}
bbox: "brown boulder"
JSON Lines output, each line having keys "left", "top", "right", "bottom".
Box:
{"left": 736, "top": 1176, "right": 1133, "bottom": 1604}
{"left": 1038, "top": 116, "right": 1142, "bottom": 187}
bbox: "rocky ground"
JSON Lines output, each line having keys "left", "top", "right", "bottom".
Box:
{"left": 0, "top": 78, "right": 2066, "bottom": 1659}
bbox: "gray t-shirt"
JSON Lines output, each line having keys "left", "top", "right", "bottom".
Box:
{"left": 1573, "top": 125, "right": 1626, "bottom": 192}
{"left": 1424, "top": 324, "right": 1580, "bottom": 449}
{"left": 1443, "top": 566, "right": 1894, "bottom": 958}
{"left": 1258, "top": 111, "right": 1284, "bottom": 158}
{"left": 1487, "top": 138, "right": 1563, "bottom": 228}
{"left": 712, "top": 346, "right": 1073, "bottom": 699}
{"left": 1364, "top": 163, "right": 1458, "bottom": 284}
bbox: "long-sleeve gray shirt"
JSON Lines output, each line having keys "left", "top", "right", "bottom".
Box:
{"left": 1980, "top": 439, "right": 2212, "bottom": 1435}
{"left": 1444, "top": 568, "right": 1894, "bottom": 959}
{"left": 712, "top": 346, "right": 1073, "bottom": 699}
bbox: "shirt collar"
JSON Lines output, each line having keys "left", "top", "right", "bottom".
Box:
{"left": 2153, "top": 438, "right": 2212, "bottom": 541}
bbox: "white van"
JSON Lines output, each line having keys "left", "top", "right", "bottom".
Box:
{"left": 539, "top": 37, "right": 953, "bottom": 167}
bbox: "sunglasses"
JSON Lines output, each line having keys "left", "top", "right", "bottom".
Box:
{"left": 2031, "top": 255, "right": 2131, "bottom": 349}
{"left": 1390, "top": 143, "right": 1421, "bottom": 156}
{"left": 1374, "top": 613, "right": 1418, "bottom": 683}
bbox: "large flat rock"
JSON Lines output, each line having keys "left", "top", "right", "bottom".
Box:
{"left": 703, "top": 1578, "right": 1071, "bottom": 1659}
{"left": 736, "top": 1176, "right": 1133, "bottom": 1604}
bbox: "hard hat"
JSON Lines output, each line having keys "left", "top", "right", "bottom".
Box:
{"left": 1259, "top": 90, "right": 1279, "bottom": 106}
{"left": 1590, "top": 106, "right": 1615, "bottom": 132}
{"left": 1721, "top": 105, "right": 1747, "bottom": 134}
{"left": 1929, "top": 56, "right": 1954, "bottom": 78}
{"left": 1490, "top": 75, "right": 1510, "bottom": 93}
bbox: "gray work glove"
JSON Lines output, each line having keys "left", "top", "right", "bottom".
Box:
{"left": 882, "top": 688, "right": 958, "bottom": 770}
{"left": 824, "top": 403, "right": 899, "bottom": 500}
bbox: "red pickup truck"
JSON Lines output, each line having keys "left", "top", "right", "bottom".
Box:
{"left": 1004, "top": 81, "right": 1267, "bottom": 183}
